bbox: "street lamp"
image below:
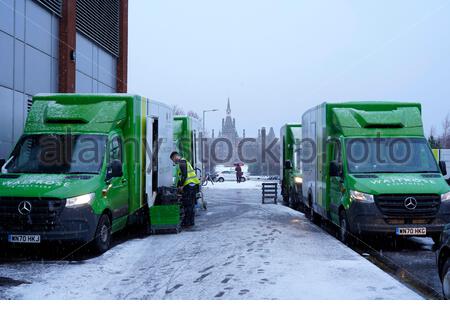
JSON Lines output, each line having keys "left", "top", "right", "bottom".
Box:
{"left": 202, "top": 109, "right": 219, "bottom": 175}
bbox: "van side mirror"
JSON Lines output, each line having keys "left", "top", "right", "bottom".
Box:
{"left": 0, "top": 159, "right": 5, "bottom": 168}
{"left": 285, "top": 160, "right": 293, "bottom": 170}
{"left": 439, "top": 161, "right": 447, "bottom": 176}
{"left": 106, "top": 160, "right": 123, "bottom": 181}
{"left": 330, "top": 161, "right": 343, "bottom": 177}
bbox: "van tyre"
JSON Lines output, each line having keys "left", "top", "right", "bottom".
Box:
{"left": 92, "top": 214, "right": 112, "bottom": 254}
{"left": 311, "top": 210, "right": 321, "bottom": 225}
{"left": 339, "top": 211, "right": 351, "bottom": 245}
{"left": 305, "top": 204, "right": 312, "bottom": 220}
{"left": 305, "top": 196, "right": 314, "bottom": 220}
{"left": 306, "top": 198, "right": 320, "bottom": 225}
{"left": 141, "top": 209, "right": 153, "bottom": 236}
{"left": 432, "top": 234, "right": 441, "bottom": 246}
{"left": 289, "top": 188, "right": 298, "bottom": 210}
{"left": 218, "top": 178, "right": 225, "bottom": 183}
{"left": 442, "top": 258, "right": 450, "bottom": 300}
{"left": 282, "top": 193, "right": 289, "bottom": 205}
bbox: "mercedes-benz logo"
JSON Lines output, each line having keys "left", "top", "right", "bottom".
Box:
{"left": 404, "top": 197, "right": 418, "bottom": 210}
{"left": 18, "top": 201, "right": 32, "bottom": 216}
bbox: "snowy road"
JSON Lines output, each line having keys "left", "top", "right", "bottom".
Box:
{"left": 0, "top": 182, "right": 421, "bottom": 299}
{"left": 363, "top": 236, "right": 442, "bottom": 298}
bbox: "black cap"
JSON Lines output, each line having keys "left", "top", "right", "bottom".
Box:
{"left": 170, "top": 151, "right": 179, "bottom": 159}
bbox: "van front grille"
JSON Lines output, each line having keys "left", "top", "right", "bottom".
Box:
{"left": 375, "top": 194, "right": 440, "bottom": 218}
{"left": 0, "top": 197, "right": 65, "bottom": 230}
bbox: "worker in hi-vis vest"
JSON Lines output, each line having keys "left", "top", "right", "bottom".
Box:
{"left": 170, "top": 151, "right": 200, "bottom": 227}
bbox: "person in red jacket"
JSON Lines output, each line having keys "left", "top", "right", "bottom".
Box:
{"left": 235, "top": 164, "right": 243, "bottom": 183}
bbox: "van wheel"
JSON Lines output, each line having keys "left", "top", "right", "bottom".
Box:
{"left": 307, "top": 197, "right": 320, "bottom": 224}
{"left": 240, "top": 177, "right": 246, "bottom": 183}
{"left": 289, "top": 188, "right": 298, "bottom": 210}
{"left": 442, "top": 258, "right": 450, "bottom": 300}
{"left": 92, "top": 215, "right": 112, "bottom": 254}
{"left": 311, "top": 210, "right": 321, "bottom": 225}
{"left": 218, "top": 178, "right": 225, "bottom": 183}
{"left": 305, "top": 197, "right": 313, "bottom": 219}
{"left": 282, "top": 193, "right": 290, "bottom": 205}
{"left": 141, "top": 209, "right": 153, "bottom": 236}
{"left": 339, "top": 211, "right": 351, "bottom": 245}
{"left": 432, "top": 234, "right": 441, "bottom": 246}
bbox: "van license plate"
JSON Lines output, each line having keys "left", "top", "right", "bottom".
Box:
{"left": 8, "top": 235, "right": 41, "bottom": 244}
{"left": 396, "top": 228, "right": 426, "bottom": 236}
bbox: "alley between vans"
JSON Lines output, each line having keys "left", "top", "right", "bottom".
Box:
{"left": 0, "top": 184, "right": 420, "bottom": 299}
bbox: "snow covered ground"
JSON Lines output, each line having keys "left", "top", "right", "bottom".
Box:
{"left": 0, "top": 186, "right": 421, "bottom": 300}
{"left": 203, "top": 180, "right": 266, "bottom": 190}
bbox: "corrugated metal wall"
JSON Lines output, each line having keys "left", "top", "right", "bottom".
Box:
{"left": 36, "top": 0, "right": 62, "bottom": 16}
{"left": 76, "top": 0, "right": 120, "bottom": 57}
{"left": 75, "top": 0, "right": 119, "bottom": 93}
{"left": 0, "top": 0, "right": 59, "bottom": 158}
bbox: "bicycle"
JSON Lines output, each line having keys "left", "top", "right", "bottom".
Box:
{"left": 195, "top": 168, "right": 208, "bottom": 210}
{"left": 202, "top": 172, "right": 217, "bottom": 186}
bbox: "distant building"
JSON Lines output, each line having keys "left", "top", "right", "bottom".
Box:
{"left": 209, "top": 98, "right": 280, "bottom": 175}
{"left": 220, "top": 98, "right": 238, "bottom": 143}
{"left": 215, "top": 98, "right": 239, "bottom": 165}
{"left": 256, "top": 126, "right": 279, "bottom": 176}
{"left": 0, "top": 0, "right": 128, "bottom": 158}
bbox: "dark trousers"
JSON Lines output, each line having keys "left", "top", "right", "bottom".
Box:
{"left": 182, "top": 184, "right": 197, "bottom": 226}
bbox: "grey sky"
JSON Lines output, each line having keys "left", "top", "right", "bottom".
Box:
{"left": 128, "top": 0, "right": 450, "bottom": 137}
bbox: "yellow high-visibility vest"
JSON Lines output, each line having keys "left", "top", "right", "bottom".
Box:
{"left": 176, "top": 158, "right": 200, "bottom": 186}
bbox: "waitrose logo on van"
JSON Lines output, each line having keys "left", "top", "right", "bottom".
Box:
{"left": 370, "top": 177, "right": 437, "bottom": 187}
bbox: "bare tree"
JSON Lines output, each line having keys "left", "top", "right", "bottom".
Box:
{"left": 430, "top": 125, "right": 436, "bottom": 138}
{"left": 429, "top": 125, "right": 441, "bottom": 149}
{"left": 442, "top": 114, "right": 450, "bottom": 148}
{"left": 187, "top": 111, "right": 201, "bottom": 120}
{"left": 173, "top": 105, "right": 185, "bottom": 116}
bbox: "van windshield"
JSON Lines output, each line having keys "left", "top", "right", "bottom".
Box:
{"left": 5, "top": 134, "right": 107, "bottom": 174}
{"left": 346, "top": 138, "right": 440, "bottom": 174}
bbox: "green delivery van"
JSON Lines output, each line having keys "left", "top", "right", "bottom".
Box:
{"left": 0, "top": 94, "right": 176, "bottom": 252}
{"left": 280, "top": 124, "right": 304, "bottom": 209}
{"left": 173, "top": 115, "right": 203, "bottom": 178}
{"left": 301, "top": 102, "right": 450, "bottom": 244}
{"left": 172, "top": 115, "right": 206, "bottom": 209}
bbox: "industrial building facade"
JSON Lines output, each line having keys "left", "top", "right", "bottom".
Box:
{"left": 0, "top": 0, "right": 128, "bottom": 158}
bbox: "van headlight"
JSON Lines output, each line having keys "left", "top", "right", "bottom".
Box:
{"left": 294, "top": 176, "right": 303, "bottom": 184}
{"left": 441, "top": 191, "right": 450, "bottom": 202}
{"left": 350, "top": 190, "right": 374, "bottom": 203}
{"left": 66, "top": 193, "right": 95, "bottom": 208}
